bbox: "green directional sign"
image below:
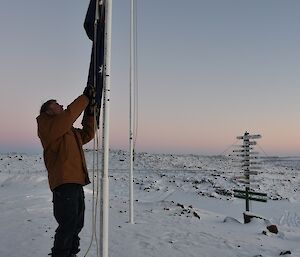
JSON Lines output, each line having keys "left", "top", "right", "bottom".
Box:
{"left": 234, "top": 189, "right": 267, "bottom": 203}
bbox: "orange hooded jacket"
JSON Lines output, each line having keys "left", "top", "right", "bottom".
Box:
{"left": 36, "top": 95, "right": 94, "bottom": 191}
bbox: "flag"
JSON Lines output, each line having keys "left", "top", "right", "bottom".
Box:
{"left": 84, "top": 0, "right": 105, "bottom": 127}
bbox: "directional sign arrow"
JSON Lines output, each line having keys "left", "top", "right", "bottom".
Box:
{"left": 244, "top": 170, "right": 259, "bottom": 175}
{"left": 237, "top": 134, "right": 262, "bottom": 140}
{"left": 237, "top": 142, "right": 257, "bottom": 147}
{"left": 233, "top": 148, "right": 253, "bottom": 153}
{"left": 241, "top": 161, "right": 261, "bottom": 165}
{"left": 236, "top": 153, "right": 259, "bottom": 158}
{"left": 243, "top": 166, "right": 261, "bottom": 170}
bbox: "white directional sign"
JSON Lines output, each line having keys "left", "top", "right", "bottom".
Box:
{"left": 236, "top": 134, "right": 262, "bottom": 140}
{"left": 241, "top": 161, "right": 260, "bottom": 165}
{"left": 238, "top": 142, "right": 257, "bottom": 147}
{"left": 236, "top": 154, "right": 259, "bottom": 158}
{"left": 244, "top": 170, "right": 259, "bottom": 175}
{"left": 233, "top": 148, "right": 253, "bottom": 152}
{"left": 243, "top": 141, "right": 257, "bottom": 146}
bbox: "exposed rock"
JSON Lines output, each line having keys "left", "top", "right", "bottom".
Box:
{"left": 193, "top": 211, "right": 200, "bottom": 219}
{"left": 280, "top": 250, "right": 291, "bottom": 255}
{"left": 267, "top": 224, "right": 278, "bottom": 234}
{"left": 177, "top": 203, "right": 184, "bottom": 209}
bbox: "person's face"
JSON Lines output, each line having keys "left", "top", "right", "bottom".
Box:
{"left": 47, "top": 101, "right": 63, "bottom": 115}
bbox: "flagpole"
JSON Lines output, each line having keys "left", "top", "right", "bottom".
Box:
{"left": 100, "top": 0, "right": 112, "bottom": 256}
{"left": 129, "top": 0, "right": 135, "bottom": 224}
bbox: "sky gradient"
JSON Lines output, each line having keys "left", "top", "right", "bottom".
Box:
{"left": 1, "top": 0, "right": 300, "bottom": 156}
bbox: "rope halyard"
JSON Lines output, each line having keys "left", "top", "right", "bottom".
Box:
{"left": 84, "top": 108, "right": 101, "bottom": 257}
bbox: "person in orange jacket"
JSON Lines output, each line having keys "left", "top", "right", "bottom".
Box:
{"left": 37, "top": 87, "right": 95, "bottom": 257}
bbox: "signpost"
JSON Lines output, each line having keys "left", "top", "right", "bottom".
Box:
{"left": 233, "top": 131, "right": 267, "bottom": 223}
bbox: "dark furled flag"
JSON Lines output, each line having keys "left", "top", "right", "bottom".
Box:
{"left": 84, "top": 0, "right": 105, "bottom": 127}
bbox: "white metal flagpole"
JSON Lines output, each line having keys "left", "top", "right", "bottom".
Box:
{"left": 129, "top": 0, "right": 135, "bottom": 224}
{"left": 100, "top": 0, "right": 112, "bottom": 256}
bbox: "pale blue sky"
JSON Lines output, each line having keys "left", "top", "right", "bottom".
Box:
{"left": 1, "top": 0, "right": 300, "bottom": 155}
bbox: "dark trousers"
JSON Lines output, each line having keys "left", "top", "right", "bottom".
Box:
{"left": 51, "top": 184, "right": 85, "bottom": 257}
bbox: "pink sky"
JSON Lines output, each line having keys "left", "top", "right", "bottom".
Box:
{"left": 1, "top": 1, "right": 300, "bottom": 156}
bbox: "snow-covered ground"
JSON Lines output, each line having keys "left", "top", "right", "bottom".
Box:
{"left": 0, "top": 150, "right": 299, "bottom": 257}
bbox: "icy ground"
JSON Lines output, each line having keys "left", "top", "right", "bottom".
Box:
{"left": 0, "top": 150, "right": 300, "bottom": 257}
